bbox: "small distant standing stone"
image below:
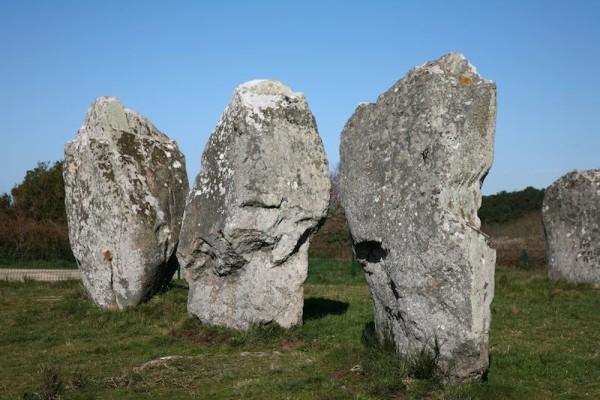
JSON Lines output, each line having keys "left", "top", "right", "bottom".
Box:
{"left": 340, "top": 53, "right": 496, "bottom": 382}
{"left": 543, "top": 169, "right": 600, "bottom": 283}
{"left": 64, "top": 97, "right": 189, "bottom": 310}
{"left": 177, "top": 80, "right": 330, "bottom": 330}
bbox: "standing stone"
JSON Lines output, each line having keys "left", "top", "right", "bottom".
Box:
{"left": 543, "top": 169, "right": 600, "bottom": 283}
{"left": 64, "top": 97, "right": 189, "bottom": 310}
{"left": 178, "top": 80, "right": 330, "bottom": 330}
{"left": 340, "top": 53, "right": 496, "bottom": 382}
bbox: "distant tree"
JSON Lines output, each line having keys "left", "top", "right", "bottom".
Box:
{"left": 10, "top": 161, "right": 66, "bottom": 223}
{"left": 0, "top": 193, "right": 11, "bottom": 217}
{"left": 0, "top": 160, "right": 72, "bottom": 262}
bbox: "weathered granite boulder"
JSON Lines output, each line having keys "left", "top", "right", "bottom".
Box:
{"left": 64, "top": 97, "right": 189, "bottom": 310}
{"left": 178, "top": 80, "right": 330, "bottom": 330}
{"left": 543, "top": 169, "right": 600, "bottom": 283}
{"left": 340, "top": 53, "right": 496, "bottom": 382}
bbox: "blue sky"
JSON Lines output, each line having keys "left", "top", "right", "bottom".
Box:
{"left": 1, "top": 1, "right": 598, "bottom": 195}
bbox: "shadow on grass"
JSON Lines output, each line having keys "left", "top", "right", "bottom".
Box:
{"left": 303, "top": 297, "right": 349, "bottom": 321}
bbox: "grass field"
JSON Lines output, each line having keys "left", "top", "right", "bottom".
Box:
{"left": 1, "top": 258, "right": 599, "bottom": 399}
{"left": 482, "top": 211, "right": 546, "bottom": 270}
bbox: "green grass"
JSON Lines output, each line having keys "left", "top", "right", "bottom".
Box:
{"left": 1, "top": 259, "right": 599, "bottom": 399}
{"left": 305, "top": 257, "right": 365, "bottom": 285}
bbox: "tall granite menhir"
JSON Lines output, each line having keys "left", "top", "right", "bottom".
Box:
{"left": 340, "top": 53, "right": 496, "bottom": 382}
{"left": 64, "top": 97, "right": 189, "bottom": 310}
{"left": 543, "top": 169, "right": 600, "bottom": 283}
{"left": 178, "top": 80, "right": 330, "bottom": 330}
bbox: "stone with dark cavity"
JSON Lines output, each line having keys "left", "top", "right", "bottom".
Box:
{"left": 340, "top": 53, "right": 497, "bottom": 382}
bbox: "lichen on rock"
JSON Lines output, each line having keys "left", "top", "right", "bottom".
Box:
{"left": 64, "top": 97, "right": 189, "bottom": 310}
{"left": 543, "top": 169, "right": 600, "bottom": 283}
{"left": 177, "top": 80, "right": 330, "bottom": 330}
{"left": 340, "top": 53, "right": 497, "bottom": 382}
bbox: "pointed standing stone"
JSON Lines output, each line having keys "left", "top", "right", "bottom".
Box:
{"left": 64, "top": 97, "right": 189, "bottom": 310}
{"left": 340, "top": 53, "right": 496, "bottom": 382}
{"left": 178, "top": 80, "right": 330, "bottom": 330}
{"left": 543, "top": 169, "right": 600, "bottom": 283}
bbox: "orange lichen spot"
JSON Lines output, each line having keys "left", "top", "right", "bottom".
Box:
{"left": 462, "top": 76, "right": 472, "bottom": 86}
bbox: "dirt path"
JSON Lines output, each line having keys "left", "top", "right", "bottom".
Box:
{"left": 0, "top": 269, "right": 80, "bottom": 282}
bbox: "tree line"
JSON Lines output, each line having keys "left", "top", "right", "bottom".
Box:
{"left": 478, "top": 186, "right": 545, "bottom": 223}
{"left": 0, "top": 161, "right": 73, "bottom": 263}
{"left": 0, "top": 161, "right": 546, "bottom": 263}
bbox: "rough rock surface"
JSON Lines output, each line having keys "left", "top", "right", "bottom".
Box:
{"left": 340, "top": 53, "right": 496, "bottom": 382}
{"left": 64, "top": 97, "right": 189, "bottom": 310}
{"left": 177, "top": 80, "right": 330, "bottom": 330}
{"left": 543, "top": 169, "right": 600, "bottom": 283}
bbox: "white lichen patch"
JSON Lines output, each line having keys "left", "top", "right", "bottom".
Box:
{"left": 235, "top": 80, "right": 304, "bottom": 129}
{"left": 428, "top": 65, "right": 444, "bottom": 74}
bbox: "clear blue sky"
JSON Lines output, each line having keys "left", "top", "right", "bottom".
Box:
{"left": 1, "top": 1, "right": 599, "bottom": 195}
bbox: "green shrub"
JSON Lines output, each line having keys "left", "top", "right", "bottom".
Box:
{"left": 518, "top": 249, "right": 531, "bottom": 269}
{"left": 39, "top": 365, "right": 64, "bottom": 400}
{"left": 0, "top": 216, "right": 73, "bottom": 262}
{"left": 407, "top": 337, "right": 441, "bottom": 381}
{"left": 21, "top": 365, "right": 65, "bottom": 400}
